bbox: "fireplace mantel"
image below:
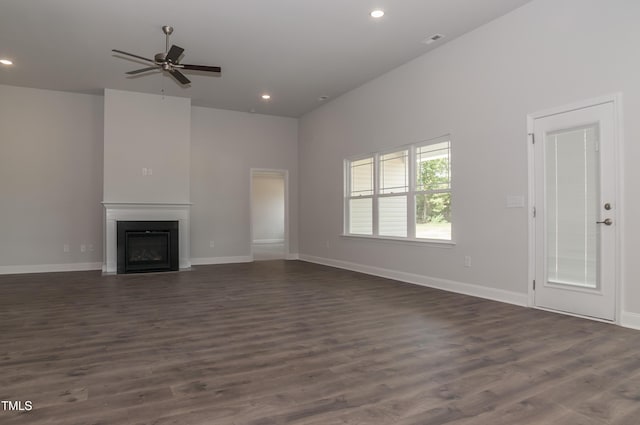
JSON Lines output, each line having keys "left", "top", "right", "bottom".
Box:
{"left": 102, "top": 202, "right": 191, "bottom": 273}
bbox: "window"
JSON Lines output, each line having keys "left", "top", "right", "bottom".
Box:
{"left": 379, "top": 150, "right": 408, "bottom": 237}
{"left": 415, "top": 141, "right": 451, "bottom": 240}
{"left": 344, "top": 137, "right": 452, "bottom": 242}
{"left": 347, "top": 157, "right": 374, "bottom": 235}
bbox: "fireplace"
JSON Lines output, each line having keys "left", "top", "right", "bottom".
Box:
{"left": 117, "top": 221, "right": 179, "bottom": 274}
{"left": 103, "top": 203, "right": 190, "bottom": 273}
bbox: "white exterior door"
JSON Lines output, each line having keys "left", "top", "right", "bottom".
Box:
{"left": 532, "top": 100, "right": 618, "bottom": 321}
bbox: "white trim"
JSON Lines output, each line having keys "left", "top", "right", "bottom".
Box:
{"left": 527, "top": 93, "right": 623, "bottom": 322}
{"left": 527, "top": 94, "right": 622, "bottom": 120}
{"left": 621, "top": 311, "right": 640, "bottom": 330}
{"left": 252, "top": 239, "right": 285, "bottom": 244}
{"left": 0, "top": 262, "right": 102, "bottom": 275}
{"left": 299, "top": 254, "right": 527, "bottom": 307}
{"left": 190, "top": 256, "right": 253, "bottom": 265}
{"left": 101, "top": 202, "right": 193, "bottom": 206}
{"left": 614, "top": 95, "right": 625, "bottom": 325}
{"left": 340, "top": 233, "right": 455, "bottom": 247}
{"left": 527, "top": 118, "right": 536, "bottom": 308}
{"left": 285, "top": 253, "right": 300, "bottom": 260}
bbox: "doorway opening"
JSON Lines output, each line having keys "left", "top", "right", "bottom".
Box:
{"left": 250, "top": 169, "right": 288, "bottom": 261}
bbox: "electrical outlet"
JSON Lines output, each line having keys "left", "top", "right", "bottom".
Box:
{"left": 209, "top": 240, "right": 215, "bottom": 248}
{"left": 142, "top": 167, "right": 148, "bottom": 176}
{"left": 63, "top": 244, "right": 70, "bottom": 253}
{"left": 88, "top": 244, "right": 94, "bottom": 252}
{"left": 464, "top": 256, "right": 472, "bottom": 267}
{"left": 80, "top": 244, "right": 86, "bottom": 253}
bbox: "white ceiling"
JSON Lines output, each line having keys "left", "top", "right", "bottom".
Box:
{"left": 0, "top": 0, "right": 534, "bottom": 117}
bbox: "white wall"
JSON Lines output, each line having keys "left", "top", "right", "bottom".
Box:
{"left": 298, "top": 0, "right": 640, "bottom": 316}
{"left": 0, "top": 86, "right": 298, "bottom": 271}
{"left": 190, "top": 107, "right": 298, "bottom": 261}
{"left": 0, "top": 85, "right": 104, "bottom": 271}
{"left": 103, "top": 89, "right": 191, "bottom": 204}
{"left": 252, "top": 173, "right": 285, "bottom": 242}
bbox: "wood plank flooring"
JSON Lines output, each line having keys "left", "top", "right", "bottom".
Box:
{"left": 1, "top": 260, "right": 639, "bottom": 424}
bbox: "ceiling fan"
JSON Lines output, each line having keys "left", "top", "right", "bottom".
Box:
{"left": 112, "top": 25, "right": 221, "bottom": 85}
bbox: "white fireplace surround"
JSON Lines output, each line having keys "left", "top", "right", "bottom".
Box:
{"left": 103, "top": 203, "right": 191, "bottom": 273}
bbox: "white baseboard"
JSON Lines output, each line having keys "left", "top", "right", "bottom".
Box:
{"left": 0, "top": 254, "right": 298, "bottom": 275}
{"left": 0, "top": 262, "right": 103, "bottom": 275}
{"left": 252, "top": 239, "right": 285, "bottom": 245}
{"left": 190, "top": 255, "right": 254, "bottom": 266}
{"left": 621, "top": 311, "right": 640, "bottom": 330}
{"left": 299, "top": 254, "right": 528, "bottom": 307}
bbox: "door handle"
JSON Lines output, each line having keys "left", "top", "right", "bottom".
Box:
{"left": 596, "top": 218, "right": 613, "bottom": 225}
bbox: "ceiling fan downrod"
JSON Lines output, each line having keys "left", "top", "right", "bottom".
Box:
{"left": 162, "top": 25, "right": 173, "bottom": 54}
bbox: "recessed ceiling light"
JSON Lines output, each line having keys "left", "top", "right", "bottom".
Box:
{"left": 0, "top": 59, "right": 13, "bottom": 65}
{"left": 370, "top": 10, "right": 384, "bottom": 18}
{"left": 318, "top": 95, "right": 329, "bottom": 102}
{"left": 261, "top": 94, "right": 271, "bottom": 100}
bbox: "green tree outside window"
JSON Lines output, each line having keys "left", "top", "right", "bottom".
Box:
{"left": 417, "top": 157, "right": 451, "bottom": 224}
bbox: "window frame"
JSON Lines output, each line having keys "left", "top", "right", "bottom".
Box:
{"left": 344, "top": 154, "right": 376, "bottom": 236}
{"left": 377, "top": 147, "right": 409, "bottom": 238}
{"left": 343, "top": 135, "right": 454, "bottom": 245}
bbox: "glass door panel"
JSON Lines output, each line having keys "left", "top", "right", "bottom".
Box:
{"left": 544, "top": 125, "right": 599, "bottom": 288}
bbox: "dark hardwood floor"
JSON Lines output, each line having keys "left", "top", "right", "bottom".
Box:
{"left": 1, "top": 260, "right": 639, "bottom": 424}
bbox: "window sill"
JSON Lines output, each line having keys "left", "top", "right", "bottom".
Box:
{"left": 340, "top": 234, "right": 456, "bottom": 248}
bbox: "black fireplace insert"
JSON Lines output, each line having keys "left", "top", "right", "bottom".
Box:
{"left": 117, "top": 221, "right": 179, "bottom": 274}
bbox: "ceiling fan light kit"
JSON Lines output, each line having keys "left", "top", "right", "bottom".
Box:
{"left": 112, "top": 25, "right": 221, "bottom": 86}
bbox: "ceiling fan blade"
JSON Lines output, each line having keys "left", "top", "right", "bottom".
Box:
{"left": 112, "top": 49, "right": 155, "bottom": 63}
{"left": 126, "top": 66, "right": 159, "bottom": 75}
{"left": 166, "top": 45, "right": 184, "bottom": 63}
{"left": 181, "top": 64, "right": 222, "bottom": 74}
{"left": 169, "top": 69, "right": 191, "bottom": 85}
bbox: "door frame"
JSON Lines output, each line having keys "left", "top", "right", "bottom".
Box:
{"left": 527, "top": 93, "right": 624, "bottom": 323}
{"left": 249, "top": 168, "right": 290, "bottom": 260}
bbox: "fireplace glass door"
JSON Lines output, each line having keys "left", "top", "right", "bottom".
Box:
{"left": 126, "top": 232, "right": 170, "bottom": 270}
